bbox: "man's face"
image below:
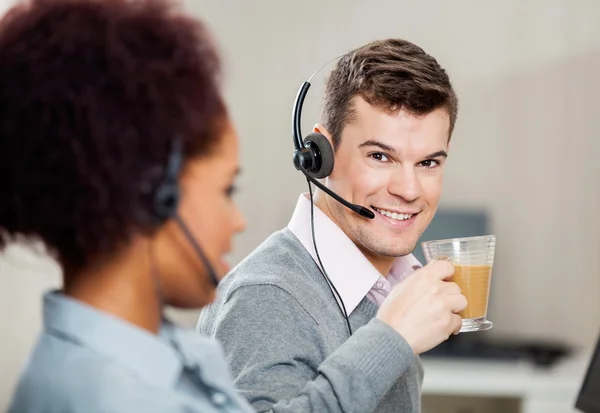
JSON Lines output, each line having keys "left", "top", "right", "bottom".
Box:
{"left": 317, "top": 96, "right": 450, "bottom": 262}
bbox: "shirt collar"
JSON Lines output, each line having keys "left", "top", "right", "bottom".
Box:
{"left": 43, "top": 291, "right": 183, "bottom": 389}
{"left": 388, "top": 252, "right": 422, "bottom": 283}
{"left": 287, "top": 193, "right": 422, "bottom": 314}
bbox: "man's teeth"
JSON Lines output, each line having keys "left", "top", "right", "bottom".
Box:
{"left": 374, "top": 208, "right": 413, "bottom": 221}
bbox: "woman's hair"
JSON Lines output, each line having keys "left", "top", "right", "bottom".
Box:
{"left": 0, "top": 0, "right": 226, "bottom": 273}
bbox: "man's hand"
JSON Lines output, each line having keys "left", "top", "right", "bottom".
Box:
{"left": 376, "top": 260, "right": 467, "bottom": 354}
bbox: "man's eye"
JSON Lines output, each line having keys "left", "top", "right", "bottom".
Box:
{"left": 420, "top": 159, "right": 440, "bottom": 168}
{"left": 369, "top": 153, "right": 390, "bottom": 162}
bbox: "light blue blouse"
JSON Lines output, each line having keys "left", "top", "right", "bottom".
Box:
{"left": 9, "top": 291, "right": 255, "bottom": 413}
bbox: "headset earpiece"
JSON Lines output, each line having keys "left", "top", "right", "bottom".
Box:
{"left": 153, "top": 180, "right": 180, "bottom": 222}
{"left": 293, "top": 132, "right": 334, "bottom": 179}
{"left": 137, "top": 137, "right": 183, "bottom": 227}
{"left": 152, "top": 137, "right": 182, "bottom": 224}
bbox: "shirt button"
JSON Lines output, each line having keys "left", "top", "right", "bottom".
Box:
{"left": 376, "top": 281, "right": 384, "bottom": 288}
{"left": 211, "top": 392, "right": 228, "bottom": 406}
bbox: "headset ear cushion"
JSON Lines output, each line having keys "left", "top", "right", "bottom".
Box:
{"left": 304, "top": 132, "right": 334, "bottom": 179}
{"left": 154, "top": 183, "right": 180, "bottom": 222}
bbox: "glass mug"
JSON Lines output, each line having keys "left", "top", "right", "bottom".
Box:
{"left": 421, "top": 235, "right": 496, "bottom": 332}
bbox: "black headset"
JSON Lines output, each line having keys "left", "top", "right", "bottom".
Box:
{"left": 292, "top": 79, "right": 374, "bottom": 220}
{"left": 138, "top": 137, "right": 220, "bottom": 287}
{"left": 290, "top": 61, "right": 377, "bottom": 337}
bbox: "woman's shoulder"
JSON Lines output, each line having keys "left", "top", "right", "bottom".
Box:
{"left": 7, "top": 330, "right": 236, "bottom": 413}
{"left": 9, "top": 333, "right": 146, "bottom": 410}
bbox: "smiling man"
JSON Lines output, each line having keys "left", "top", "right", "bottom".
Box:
{"left": 198, "top": 39, "right": 464, "bottom": 413}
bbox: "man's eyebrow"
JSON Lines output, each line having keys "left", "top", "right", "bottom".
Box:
{"left": 358, "top": 140, "right": 398, "bottom": 154}
{"left": 358, "top": 140, "right": 448, "bottom": 159}
{"left": 425, "top": 150, "right": 448, "bottom": 159}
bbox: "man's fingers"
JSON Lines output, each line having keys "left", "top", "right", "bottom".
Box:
{"left": 451, "top": 314, "right": 463, "bottom": 335}
{"left": 447, "top": 293, "right": 468, "bottom": 313}
{"left": 441, "top": 281, "right": 461, "bottom": 295}
{"left": 426, "top": 259, "right": 455, "bottom": 280}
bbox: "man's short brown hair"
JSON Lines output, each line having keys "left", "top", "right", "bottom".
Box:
{"left": 322, "top": 38, "right": 458, "bottom": 150}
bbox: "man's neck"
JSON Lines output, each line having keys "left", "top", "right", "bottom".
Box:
{"left": 313, "top": 191, "right": 395, "bottom": 276}
{"left": 356, "top": 244, "right": 396, "bottom": 276}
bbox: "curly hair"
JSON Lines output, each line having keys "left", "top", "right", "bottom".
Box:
{"left": 322, "top": 38, "right": 458, "bottom": 150}
{"left": 0, "top": 0, "right": 226, "bottom": 274}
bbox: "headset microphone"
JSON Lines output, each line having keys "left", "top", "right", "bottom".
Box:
{"left": 298, "top": 163, "right": 374, "bottom": 219}
{"left": 291, "top": 79, "right": 374, "bottom": 220}
{"left": 173, "top": 213, "right": 220, "bottom": 287}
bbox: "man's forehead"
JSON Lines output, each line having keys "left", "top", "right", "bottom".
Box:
{"left": 344, "top": 100, "right": 450, "bottom": 140}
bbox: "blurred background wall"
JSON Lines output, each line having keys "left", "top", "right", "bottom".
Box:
{"left": 1, "top": 0, "right": 599, "bottom": 410}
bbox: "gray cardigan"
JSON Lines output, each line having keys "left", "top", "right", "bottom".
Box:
{"left": 197, "top": 228, "right": 423, "bottom": 413}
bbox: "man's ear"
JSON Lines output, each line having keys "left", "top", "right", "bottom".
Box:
{"left": 313, "top": 123, "right": 333, "bottom": 147}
